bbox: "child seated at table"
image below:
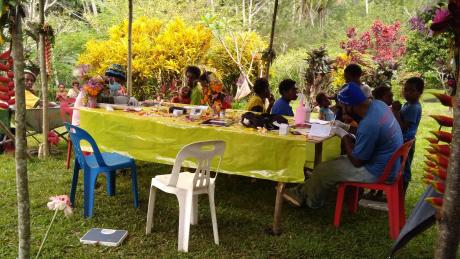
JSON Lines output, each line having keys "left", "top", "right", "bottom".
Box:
{"left": 55, "top": 83, "right": 68, "bottom": 103}
{"left": 271, "top": 79, "right": 298, "bottom": 117}
{"left": 247, "top": 78, "right": 275, "bottom": 113}
{"left": 315, "top": 92, "right": 335, "bottom": 121}
{"left": 171, "top": 86, "right": 191, "bottom": 104}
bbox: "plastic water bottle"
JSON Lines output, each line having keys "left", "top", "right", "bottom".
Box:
{"left": 305, "top": 100, "right": 311, "bottom": 123}
{"left": 295, "top": 94, "right": 307, "bottom": 125}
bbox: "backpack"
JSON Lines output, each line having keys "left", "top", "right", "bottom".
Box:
{"left": 241, "top": 112, "right": 288, "bottom": 130}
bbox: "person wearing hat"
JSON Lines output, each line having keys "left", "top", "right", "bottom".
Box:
{"left": 283, "top": 83, "right": 403, "bottom": 209}
{"left": 105, "top": 64, "right": 127, "bottom": 96}
{"left": 23, "top": 70, "right": 40, "bottom": 109}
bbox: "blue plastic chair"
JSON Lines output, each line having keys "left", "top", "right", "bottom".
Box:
{"left": 64, "top": 123, "right": 139, "bottom": 218}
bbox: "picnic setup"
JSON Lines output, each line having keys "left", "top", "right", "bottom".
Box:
{"left": 2, "top": 0, "right": 460, "bottom": 258}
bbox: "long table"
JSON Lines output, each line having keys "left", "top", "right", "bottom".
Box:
{"left": 79, "top": 107, "right": 341, "bottom": 234}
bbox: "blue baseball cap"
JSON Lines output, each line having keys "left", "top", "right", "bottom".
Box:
{"left": 337, "top": 82, "right": 367, "bottom": 106}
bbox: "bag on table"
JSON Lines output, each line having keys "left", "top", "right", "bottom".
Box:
{"left": 241, "top": 112, "right": 288, "bottom": 130}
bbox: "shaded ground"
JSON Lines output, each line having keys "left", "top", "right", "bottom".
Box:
{"left": 0, "top": 98, "right": 448, "bottom": 258}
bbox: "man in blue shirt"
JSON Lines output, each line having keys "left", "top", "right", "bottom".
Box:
{"left": 283, "top": 83, "right": 403, "bottom": 208}
{"left": 392, "top": 77, "right": 423, "bottom": 192}
{"left": 271, "top": 79, "right": 298, "bottom": 116}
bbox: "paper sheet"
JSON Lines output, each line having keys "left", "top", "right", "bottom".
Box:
{"left": 308, "top": 124, "right": 332, "bottom": 138}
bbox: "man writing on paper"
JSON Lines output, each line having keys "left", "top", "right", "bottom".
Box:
{"left": 283, "top": 83, "right": 403, "bottom": 209}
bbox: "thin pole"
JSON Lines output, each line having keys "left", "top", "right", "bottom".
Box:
{"left": 127, "top": 0, "right": 133, "bottom": 96}
{"left": 264, "top": 0, "right": 279, "bottom": 80}
{"left": 39, "top": 0, "right": 49, "bottom": 157}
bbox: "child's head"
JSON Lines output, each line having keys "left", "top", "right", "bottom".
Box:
{"left": 315, "top": 92, "right": 331, "bottom": 108}
{"left": 199, "top": 71, "right": 212, "bottom": 88}
{"left": 278, "top": 79, "right": 298, "bottom": 101}
{"left": 179, "top": 86, "right": 190, "bottom": 98}
{"left": 185, "top": 66, "right": 201, "bottom": 86}
{"left": 344, "top": 64, "right": 362, "bottom": 84}
{"left": 72, "top": 80, "right": 80, "bottom": 90}
{"left": 58, "top": 83, "right": 66, "bottom": 92}
{"left": 253, "top": 78, "right": 270, "bottom": 99}
{"left": 372, "top": 86, "right": 393, "bottom": 106}
{"left": 404, "top": 77, "right": 424, "bottom": 103}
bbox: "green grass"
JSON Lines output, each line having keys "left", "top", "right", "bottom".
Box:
{"left": 0, "top": 100, "right": 450, "bottom": 258}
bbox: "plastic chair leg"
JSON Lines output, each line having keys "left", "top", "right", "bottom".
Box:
{"left": 333, "top": 184, "right": 346, "bottom": 228}
{"left": 70, "top": 159, "right": 80, "bottom": 206}
{"left": 385, "top": 189, "right": 398, "bottom": 240}
{"left": 398, "top": 182, "right": 406, "bottom": 230}
{"left": 347, "top": 186, "right": 359, "bottom": 214}
{"left": 145, "top": 186, "right": 157, "bottom": 234}
{"left": 66, "top": 139, "right": 72, "bottom": 169}
{"left": 106, "top": 171, "right": 116, "bottom": 196}
{"left": 191, "top": 194, "right": 199, "bottom": 225}
{"left": 177, "top": 191, "right": 193, "bottom": 252}
{"left": 130, "top": 164, "right": 139, "bottom": 208}
{"left": 208, "top": 185, "right": 219, "bottom": 245}
{"left": 84, "top": 172, "right": 98, "bottom": 218}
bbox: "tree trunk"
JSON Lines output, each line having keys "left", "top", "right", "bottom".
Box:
{"left": 11, "top": 9, "right": 31, "bottom": 259}
{"left": 90, "top": 0, "right": 98, "bottom": 16}
{"left": 127, "top": 0, "right": 133, "bottom": 96}
{"left": 264, "top": 0, "right": 278, "bottom": 79}
{"left": 242, "top": 0, "right": 246, "bottom": 28}
{"left": 434, "top": 44, "right": 460, "bottom": 258}
{"left": 39, "top": 0, "right": 49, "bottom": 157}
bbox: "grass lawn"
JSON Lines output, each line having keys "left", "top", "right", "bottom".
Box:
{"left": 0, "top": 97, "right": 450, "bottom": 258}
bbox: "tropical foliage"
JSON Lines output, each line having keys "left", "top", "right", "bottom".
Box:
{"left": 78, "top": 17, "right": 212, "bottom": 99}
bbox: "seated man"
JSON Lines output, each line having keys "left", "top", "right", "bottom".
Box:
{"left": 271, "top": 79, "right": 298, "bottom": 116}
{"left": 283, "top": 83, "right": 403, "bottom": 209}
{"left": 247, "top": 78, "right": 275, "bottom": 113}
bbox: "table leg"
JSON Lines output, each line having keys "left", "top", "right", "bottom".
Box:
{"left": 314, "top": 142, "right": 323, "bottom": 167}
{"left": 271, "top": 182, "right": 285, "bottom": 235}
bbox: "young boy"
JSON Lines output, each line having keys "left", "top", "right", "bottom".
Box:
{"left": 316, "top": 92, "right": 335, "bottom": 121}
{"left": 185, "top": 66, "right": 202, "bottom": 105}
{"left": 372, "top": 86, "right": 393, "bottom": 106}
{"left": 392, "top": 77, "right": 424, "bottom": 193}
{"left": 55, "top": 83, "right": 68, "bottom": 103}
{"left": 271, "top": 79, "right": 298, "bottom": 116}
{"left": 344, "top": 64, "right": 372, "bottom": 98}
{"left": 247, "top": 78, "right": 275, "bottom": 113}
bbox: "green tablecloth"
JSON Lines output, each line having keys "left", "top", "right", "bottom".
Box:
{"left": 79, "top": 108, "right": 341, "bottom": 183}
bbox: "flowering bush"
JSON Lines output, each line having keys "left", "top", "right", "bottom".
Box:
{"left": 340, "top": 20, "right": 407, "bottom": 67}
{"left": 337, "top": 20, "right": 407, "bottom": 88}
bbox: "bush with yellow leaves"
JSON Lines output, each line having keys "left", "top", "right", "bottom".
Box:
{"left": 78, "top": 17, "right": 212, "bottom": 99}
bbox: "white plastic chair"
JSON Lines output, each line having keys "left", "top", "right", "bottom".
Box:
{"left": 145, "top": 140, "right": 226, "bottom": 252}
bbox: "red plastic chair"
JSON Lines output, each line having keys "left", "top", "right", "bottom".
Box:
{"left": 333, "top": 140, "right": 414, "bottom": 240}
{"left": 60, "top": 98, "right": 75, "bottom": 169}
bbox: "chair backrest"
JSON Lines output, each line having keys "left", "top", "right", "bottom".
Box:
{"left": 376, "top": 139, "right": 415, "bottom": 184}
{"left": 60, "top": 98, "right": 75, "bottom": 124}
{"left": 167, "top": 140, "right": 226, "bottom": 189}
{"left": 64, "top": 122, "right": 107, "bottom": 168}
